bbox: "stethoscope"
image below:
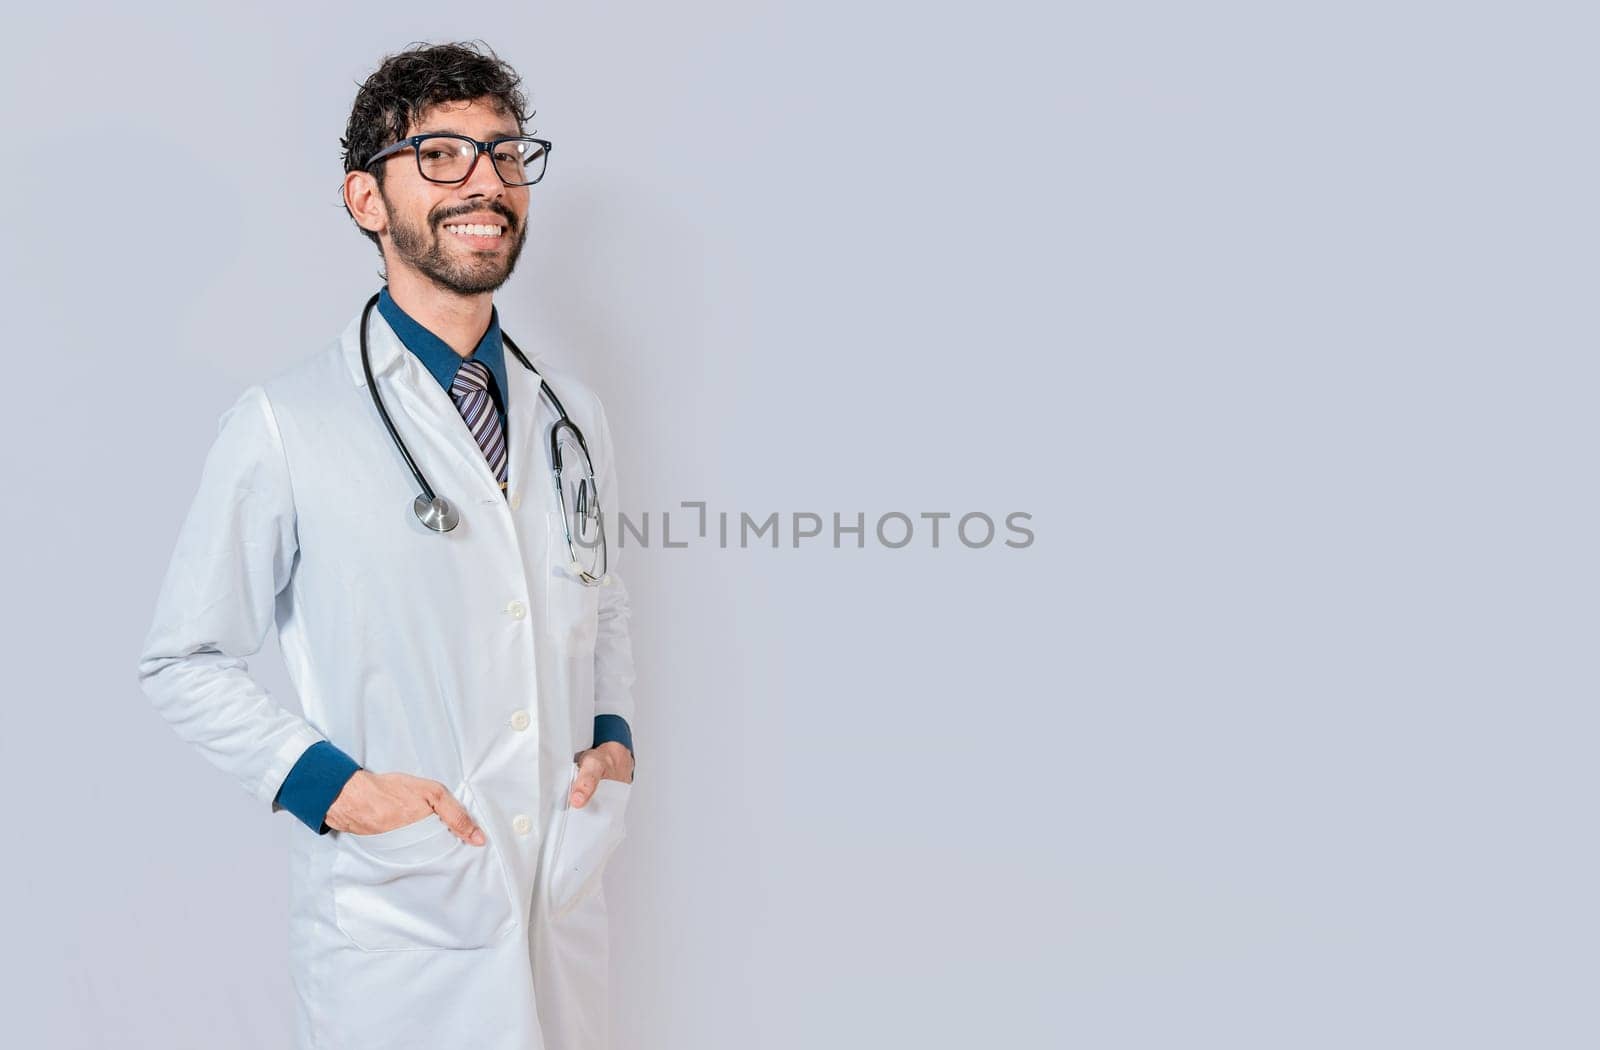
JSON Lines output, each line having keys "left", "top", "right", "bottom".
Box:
{"left": 358, "top": 290, "right": 608, "bottom": 584}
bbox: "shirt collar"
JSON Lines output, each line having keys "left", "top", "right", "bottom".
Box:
{"left": 376, "top": 284, "right": 509, "bottom": 405}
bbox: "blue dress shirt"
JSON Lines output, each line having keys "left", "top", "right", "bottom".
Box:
{"left": 273, "top": 286, "right": 634, "bottom": 834}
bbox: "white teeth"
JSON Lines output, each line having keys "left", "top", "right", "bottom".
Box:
{"left": 445, "top": 223, "right": 503, "bottom": 237}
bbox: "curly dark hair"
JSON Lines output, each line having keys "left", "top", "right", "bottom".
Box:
{"left": 339, "top": 40, "right": 536, "bottom": 250}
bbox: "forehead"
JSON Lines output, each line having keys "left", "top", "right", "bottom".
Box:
{"left": 406, "top": 98, "right": 521, "bottom": 138}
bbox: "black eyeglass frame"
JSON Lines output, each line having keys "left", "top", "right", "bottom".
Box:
{"left": 363, "top": 134, "right": 553, "bottom": 187}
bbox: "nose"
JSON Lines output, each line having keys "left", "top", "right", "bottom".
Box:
{"left": 457, "top": 144, "right": 510, "bottom": 200}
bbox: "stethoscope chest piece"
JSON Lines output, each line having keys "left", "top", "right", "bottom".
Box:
{"left": 414, "top": 494, "right": 460, "bottom": 532}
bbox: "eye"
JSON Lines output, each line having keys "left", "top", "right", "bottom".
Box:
{"left": 420, "top": 148, "right": 451, "bottom": 162}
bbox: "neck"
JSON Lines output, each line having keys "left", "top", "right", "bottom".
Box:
{"left": 385, "top": 267, "right": 493, "bottom": 358}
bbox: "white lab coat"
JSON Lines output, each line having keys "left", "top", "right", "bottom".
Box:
{"left": 137, "top": 303, "right": 636, "bottom": 1050}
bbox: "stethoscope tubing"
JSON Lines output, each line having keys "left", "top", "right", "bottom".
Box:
{"left": 358, "top": 289, "right": 579, "bottom": 504}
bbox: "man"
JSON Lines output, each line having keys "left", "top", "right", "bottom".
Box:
{"left": 137, "top": 41, "right": 637, "bottom": 1050}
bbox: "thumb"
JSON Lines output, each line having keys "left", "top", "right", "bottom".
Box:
{"left": 432, "top": 790, "right": 486, "bottom": 846}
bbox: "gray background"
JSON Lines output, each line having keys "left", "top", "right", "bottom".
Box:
{"left": 2, "top": 1, "right": 1593, "bottom": 1047}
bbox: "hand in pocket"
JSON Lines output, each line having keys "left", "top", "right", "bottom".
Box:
{"left": 547, "top": 761, "right": 631, "bottom": 918}
{"left": 329, "top": 769, "right": 487, "bottom": 845}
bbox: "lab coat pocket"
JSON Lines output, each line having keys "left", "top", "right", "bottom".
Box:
{"left": 547, "top": 762, "right": 631, "bottom": 920}
{"left": 332, "top": 782, "right": 515, "bottom": 951}
{"left": 344, "top": 812, "right": 452, "bottom": 855}
{"left": 546, "top": 512, "right": 600, "bottom": 648}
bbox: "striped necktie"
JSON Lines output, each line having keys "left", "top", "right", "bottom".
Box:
{"left": 449, "top": 359, "right": 509, "bottom": 492}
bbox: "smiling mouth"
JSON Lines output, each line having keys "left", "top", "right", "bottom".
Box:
{"left": 442, "top": 222, "right": 507, "bottom": 246}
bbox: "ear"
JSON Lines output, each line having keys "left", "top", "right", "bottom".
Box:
{"left": 344, "top": 170, "right": 388, "bottom": 236}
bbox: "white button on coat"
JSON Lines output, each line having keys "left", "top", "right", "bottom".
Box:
{"left": 510, "top": 709, "right": 531, "bottom": 731}
{"left": 136, "top": 304, "right": 637, "bottom": 1050}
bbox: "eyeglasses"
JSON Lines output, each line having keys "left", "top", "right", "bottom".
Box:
{"left": 364, "top": 134, "right": 552, "bottom": 187}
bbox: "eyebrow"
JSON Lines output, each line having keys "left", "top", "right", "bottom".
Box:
{"left": 415, "top": 127, "right": 525, "bottom": 140}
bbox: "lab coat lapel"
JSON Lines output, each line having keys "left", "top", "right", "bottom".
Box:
{"left": 343, "top": 305, "right": 507, "bottom": 505}
{"left": 502, "top": 345, "right": 547, "bottom": 512}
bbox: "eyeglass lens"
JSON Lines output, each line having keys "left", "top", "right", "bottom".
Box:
{"left": 417, "top": 136, "right": 547, "bottom": 185}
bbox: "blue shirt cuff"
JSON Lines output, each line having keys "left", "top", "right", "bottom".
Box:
{"left": 593, "top": 714, "right": 633, "bottom": 756}
{"left": 274, "top": 741, "right": 362, "bottom": 835}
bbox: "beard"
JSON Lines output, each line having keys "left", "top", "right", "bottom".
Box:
{"left": 386, "top": 199, "right": 529, "bottom": 295}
